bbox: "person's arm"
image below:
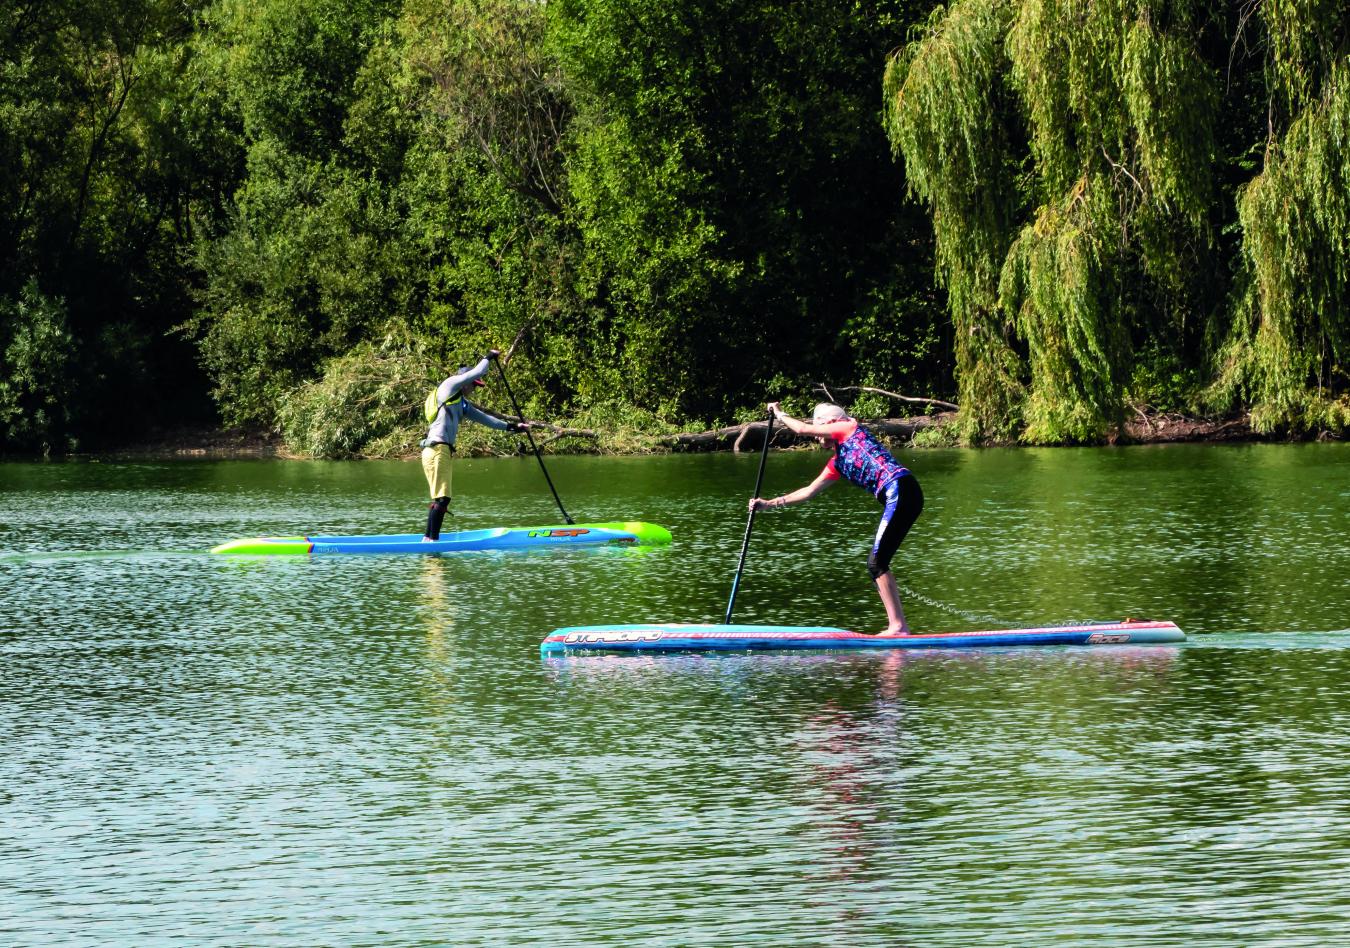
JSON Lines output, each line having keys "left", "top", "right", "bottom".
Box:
{"left": 461, "top": 398, "right": 515, "bottom": 431}
{"left": 749, "top": 468, "right": 836, "bottom": 512}
{"left": 767, "top": 401, "right": 852, "bottom": 440}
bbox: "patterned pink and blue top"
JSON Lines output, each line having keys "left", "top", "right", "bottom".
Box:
{"left": 821, "top": 420, "right": 909, "bottom": 497}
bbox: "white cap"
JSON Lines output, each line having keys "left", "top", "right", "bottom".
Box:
{"left": 812, "top": 403, "right": 848, "bottom": 425}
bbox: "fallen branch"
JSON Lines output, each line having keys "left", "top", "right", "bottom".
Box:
{"left": 664, "top": 419, "right": 796, "bottom": 452}
{"left": 662, "top": 414, "right": 955, "bottom": 452}
{"left": 532, "top": 425, "right": 598, "bottom": 448}
{"left": 814, "top": 383, "right": 958, "bottom": 412}
{"left": 732, "top": 422, "right": 752, "bottom": 452}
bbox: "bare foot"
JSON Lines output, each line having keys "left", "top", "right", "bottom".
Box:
{"left": 874, "top": 627, "right": 912, "bottom": 638}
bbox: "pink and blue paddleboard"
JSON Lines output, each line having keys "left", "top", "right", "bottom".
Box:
{"left": 540, "top": 619, "right": 1184, "bottom": 654}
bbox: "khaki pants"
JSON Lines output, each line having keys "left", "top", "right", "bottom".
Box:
{"left": 421, "top": 443, "right": 453, "bottom": 499}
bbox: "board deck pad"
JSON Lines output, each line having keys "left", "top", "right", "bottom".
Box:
{"left": 211, "top": 521, "right": 671, "bottom": 555}
{"left": 540, "top": 619, "right": 1184, "bottom": 654}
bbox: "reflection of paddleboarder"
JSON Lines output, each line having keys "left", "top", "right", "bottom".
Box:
{"left": 749, "top": 402, "right": 924, "bottom": 635}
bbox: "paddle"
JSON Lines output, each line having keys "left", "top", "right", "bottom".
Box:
{"left": 491, "top": 353, "right": 575, "bottom": 525}
{"left": 725, "top": 409, "right": 774, "bottom": 624}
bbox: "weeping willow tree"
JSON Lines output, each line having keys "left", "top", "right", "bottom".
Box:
{"left": 1214, "top": 3, "right": 1350, "bottom": 433}
{"left": 886, "top": 0, "right": 1217, "bottom": 443}
{"left": 882, "top": 0, "right": 1025, "bottom": 439}
{"left": 1000, "top": 0, "right": 1215, "bottom": 442}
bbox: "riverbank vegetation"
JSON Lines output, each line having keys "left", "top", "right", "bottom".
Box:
{"left": 2, "top": 0, "right": 1347, "bottom": 457}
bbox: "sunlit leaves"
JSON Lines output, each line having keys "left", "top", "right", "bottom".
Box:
{"left": 888, "top": 0, "right": 1227, "bottom": 442}
{"left": 1219, "top": 62, "right": 1350, "bottom": 432}
{"left": 883, "top": 0, "right": 1024, "bottom": 438}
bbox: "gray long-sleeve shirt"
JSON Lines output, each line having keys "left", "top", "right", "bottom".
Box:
{"left": 424, "top": 358, "right": 511, "bottom": 447}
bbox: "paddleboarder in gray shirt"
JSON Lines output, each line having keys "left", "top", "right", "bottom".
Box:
{"left": 420, "top": 350, "right": 530, "bottom": 541}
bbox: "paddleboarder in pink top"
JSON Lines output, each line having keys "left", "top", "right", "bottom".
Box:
{"left": 749, "top": 402, "right": 924, "bottom": 635}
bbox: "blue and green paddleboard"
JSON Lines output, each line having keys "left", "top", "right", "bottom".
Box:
{"left": 540, "top": 619, "right": 1185, "bottom": 654}
{"left": 211, "top": 521, "right": 671, "bottom": 555}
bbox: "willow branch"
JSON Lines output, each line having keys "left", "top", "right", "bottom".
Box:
{"left": 1100, "top": 146, "right": 1144, "bottom": 196}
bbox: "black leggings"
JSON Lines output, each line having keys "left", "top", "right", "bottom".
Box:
{"left": 425, "top": 496, "right": 451, "bottom": 540}
{"left": 867, "top": 474, "right": 923, "bottom": 580}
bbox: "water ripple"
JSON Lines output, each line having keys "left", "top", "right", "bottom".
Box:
{"left": 4, "top": 447, "right": 1350, "bottom": 944}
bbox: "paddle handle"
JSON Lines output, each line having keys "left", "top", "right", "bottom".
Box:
{"left": 725, "top": 410, "right": 774, "bottom": 624}
{"left": 492, "top": 356, "right": 575, "bottom": 525}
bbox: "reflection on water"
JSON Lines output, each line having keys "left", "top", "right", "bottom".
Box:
{"left": 417, "top": 556, "right": 460, "bottom": 667}
{"left": 2, "top": 446, "right": 1350, "bottom": 944}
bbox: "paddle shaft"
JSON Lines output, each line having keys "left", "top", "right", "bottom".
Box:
{"left": 492, "top": 357, "right": 574, "bottom": 525}
{"left": 725, "top": 411, "right": 774, "bottom": 624}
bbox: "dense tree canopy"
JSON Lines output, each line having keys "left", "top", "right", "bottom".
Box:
{"left": 1, "top": 0, "right": 1347, "bottom": 455}
{"left": 0, "top": 0, "right": 214, "bottom": 452}
{"left": 885, "top": 0, "right": 1350, "bottom": 441}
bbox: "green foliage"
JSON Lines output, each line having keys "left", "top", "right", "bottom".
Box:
{"left": 564, "top": 110, "right": 739, "bottom": 419}
{"left": 889, "top": 0, "right": 1224, "bottom": 443}
{"left": 405, "top": 0, "right": 569, "bottom": 213}
{"left": 190, "top": 151, "right": 422, "bottom": 426}
{"left": 277, "top": 334, "right": 687, "bottom": 458}
{"left": 1127, "top": 338, "right": 1205, "bottom": 414}
{"left": 1214, "top": 56, "right": 1350, "bottom": 433}
{"left": 0, "top": 0, "right": 216, "bottom": 452}
{"left": 212, "top": 0, "right": 400, "bottom": 158}
{"left": 2, "top": 0, "right": 953, "bottom": 454}
{"left": 910, "top": 418, "right": 962, "bottom": 447}
{"left": 557, "top": 0, "right": 932, "bottom": 422}
{"left": 999, "top": 174, "right": 1128, "bottom": 443}
{"left": 400, "top": 0, "right": 588, "bottom": 424}
{"left": 8, "top": 0, "right": 1350, "bottom": 454}
{"left": 1004, "top": 0, "right": 1216, "bottom": 441}
{"left": 276, "top": 329, "right": 432, "bottom": 458}
{"left": 1263, "top": 0, "right": 1348, "bottom": 113}
{"left": 182, "top": 0, "right": 420, "bottom": 428}
{"left": 839, "top": 251, "right": 952, "bottom": 406}
{"left": 845, "top": 390, "right": 892, "bottom": 420}
{"left": 561, "top": 400, "right": 683, "bottom": 454}
{"left": 883, "top": 0, "right": 1025, "bottom": 440}
{"left": 0, "top": 282, "right": 75, "bottom": 454}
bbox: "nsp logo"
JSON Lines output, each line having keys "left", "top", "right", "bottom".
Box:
{"left": 528, "top": 528, "right": 592, "bottom": 538}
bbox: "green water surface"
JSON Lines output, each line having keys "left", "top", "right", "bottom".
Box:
{"left": 2, "top": 444, "right": 1349, "bottom": 945}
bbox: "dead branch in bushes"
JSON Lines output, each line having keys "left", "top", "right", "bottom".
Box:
{"left": 814, "top": 383, "right": 959, "bottom": 413}
{"left": 662, "top": 414, "right": 955, "bottom": 452}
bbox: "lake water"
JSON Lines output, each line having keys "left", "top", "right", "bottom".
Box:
{"left": 3, "top": 444, "right": 1349, "bottom": 945}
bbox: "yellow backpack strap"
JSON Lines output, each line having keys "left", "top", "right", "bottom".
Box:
{"left": 424, "top": 386, "right": 463, "bottom": 423}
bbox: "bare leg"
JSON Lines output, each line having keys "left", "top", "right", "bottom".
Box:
{"left": 873, "top": 571, "right": 910, "bottom": 635}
